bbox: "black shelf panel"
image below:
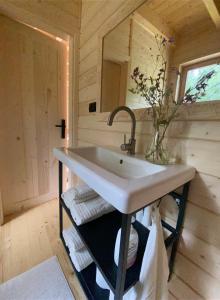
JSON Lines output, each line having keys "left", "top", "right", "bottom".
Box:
{"left": 61, "top": 199, "right": 177, "bottom": 295}
{"left": 58, "top": 160, "right": 190, "bottom": 299}
{"left": 61, "top": 235, "right": 110, "bottom": 300}
{"left": 61, "top": 199, "right": 149, "bottom": 294}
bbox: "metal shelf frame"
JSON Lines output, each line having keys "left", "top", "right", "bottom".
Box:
{"left": 58, "top": 161, "right": 190, "bottom": 300}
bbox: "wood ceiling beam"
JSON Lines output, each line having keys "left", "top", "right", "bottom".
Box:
{"left": 203, "top": 0, "right": 220, "bottom": 28}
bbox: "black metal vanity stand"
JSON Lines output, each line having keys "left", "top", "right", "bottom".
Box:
{"left": 58, "top": 161, "right": 190, "bottom": 300}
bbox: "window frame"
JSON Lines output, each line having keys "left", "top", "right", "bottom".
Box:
{"left": 178, "top": 56, "right": 220, "bottom": 103}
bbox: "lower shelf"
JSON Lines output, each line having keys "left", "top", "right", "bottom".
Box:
{"left": 61, "top": 235, "right": 110, "bottom": 300}
{"left": 61, "top": 199, "right": 178, "bottom": 298}
{"left": 61, "top": 199, "right": 150, "bottom": 294}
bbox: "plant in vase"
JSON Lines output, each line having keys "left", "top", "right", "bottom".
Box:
{"left": 129, "top": 35, "right": 216, "bottom": 165}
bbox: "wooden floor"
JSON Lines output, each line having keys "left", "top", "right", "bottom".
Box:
{"left": 0, "top": 199, "right": 181, "bottom": 300}
{"left": 0, "top": 199, "right": 86, "bottom": 300}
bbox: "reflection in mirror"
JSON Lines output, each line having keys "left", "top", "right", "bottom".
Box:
{"left": 101, "top": 0, "right": 220, "bottom": 112}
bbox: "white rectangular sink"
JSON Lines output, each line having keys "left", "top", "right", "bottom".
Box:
{"left": 53, "top": 146, "right": 195, "bottom": 214}
{"left": 72, "top": 147, "right": 164, "bottom": 179}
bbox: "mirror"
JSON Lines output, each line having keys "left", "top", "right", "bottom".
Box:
{"left": 101, "top": 0, "right": 220, "bottom": 112}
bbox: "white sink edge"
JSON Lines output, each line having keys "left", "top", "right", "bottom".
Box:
{"left": 53, "top": 147, "right": 196, "bottom": 214}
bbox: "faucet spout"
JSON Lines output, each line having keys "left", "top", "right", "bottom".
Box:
{"left": 107, "top": 106, "right": 136, "bottom": 154}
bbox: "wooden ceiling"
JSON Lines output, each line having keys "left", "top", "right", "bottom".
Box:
{"left": 142, "top": 0, "right": 219, "bottom": 36}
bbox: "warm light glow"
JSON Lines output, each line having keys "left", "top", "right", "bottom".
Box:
{"left": 22, "top": 22, "right": 66, "bottom": 43}
{"left": 56, "top": 37, "right": 63, "bottom": 43}
{"left": 65, "top": 39, "right": 71, "bottom": 189}
{"left": 66, "top": 42, "right": 70, "bottom": 149}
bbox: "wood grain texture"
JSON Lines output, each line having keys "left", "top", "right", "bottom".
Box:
{"left": 79, "top": 1, "right": 220, "bottom": 298}
{"left": 148, "top": 0, "right": 213, "bottom": 36}
{"left": 203, "top": 0, "right": 220, "bottom": 28}
{"left": 0, "top": 199, "right": 86, "bottom": 300}
{"left": 175, "top": 252, "right": 220, "bottom": 299}
{"left": 0, "top": 190, "right": 3, "bottom": 225}
{"left": 0, "top": 0, "right": 81, "bottom": 36}
{"left": 0, "top": 16, "right": 67, "bottom": 216}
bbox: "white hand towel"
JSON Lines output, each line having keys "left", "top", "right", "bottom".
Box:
{"left": 132, "top": 205, "right": 169, "bottom": 300}
{"left": 63, "top": 226, "right": 84, "bottom": 251}
{"left": 114, "top": 225, "right": 139, "bottom": 269}
{"left": 69, "top": 247, "right": 93, "bottom": 272}
{"left": 136, "top": 209, "right": 144, "bottom": 223}
{"left": 62, "top": 184, "right": 98, "bottom": 204}
{"left": 66, "top": 196, "right": 115, "bottom": 226}
{"left": 141, "top": 206, "right": 152, "bottom": 229}
{"left": 110, "top": 205, "right": 169, "bottom": 300}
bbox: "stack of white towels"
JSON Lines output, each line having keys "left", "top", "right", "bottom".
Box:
{"left": 61, "top": 183, "right": 115, "bottom": 226}
{"left": 63, "top": 226, "right": 93, "bottom": 272}
{"left": 114, "top": 224, "right": 139, "bottom": 269}
{"left": 96, "top": 223, "right": 139, "bottom": 290}
{"left": 62, "top": 183, "right": 115, "bottom": 272}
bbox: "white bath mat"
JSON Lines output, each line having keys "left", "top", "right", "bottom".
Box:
{"left": 0, "top": 256, "right": 75, "bottom": 300}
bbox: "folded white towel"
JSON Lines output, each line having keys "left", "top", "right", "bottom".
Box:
{"left": 62, "top": 226, "right": 84, "bottom": 251}
{"left": 114, "top": 225, "right": 139, "bottom": 269}
{"left": 62, "top": 184, "right": 98, "bottom": 204}
{"left": 63, "top": 228, "right": 93, "bottom": 272}
{"left": 69, "top": 247, "right": 93, "bottom": 272}
{"left": 64, "top": 196, "right": 115, "bottom": 226}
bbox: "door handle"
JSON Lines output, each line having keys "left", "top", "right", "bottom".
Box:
{"left": 55, "top": 119, "right": 66, "bottom": 139}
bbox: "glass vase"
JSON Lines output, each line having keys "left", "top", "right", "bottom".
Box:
{"left": 145, "top": 125, "right": 170, "bottom": 165}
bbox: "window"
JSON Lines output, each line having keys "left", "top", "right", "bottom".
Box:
{"left": 179, "top": 57, "right": 220, "bottom": 102}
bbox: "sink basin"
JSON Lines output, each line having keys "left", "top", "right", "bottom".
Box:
{"left": 72, "top": 147, "right": 165, "bottom": 179}
{"left": 53, "top": 146, "right": 195, "bottom": 214}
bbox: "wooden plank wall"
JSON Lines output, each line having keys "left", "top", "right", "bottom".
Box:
{"left": 0, "top": 0, "right": 81, "bottom": 36}
{"left": 103, "top": 17, "right": 130, "bottom": 62}
{"left": 79, "top": 1, "right": 220, "bottom": 299}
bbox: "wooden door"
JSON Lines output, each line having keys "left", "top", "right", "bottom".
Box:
{"left": 0, "top": 15, "right": 68, "bottom": 216}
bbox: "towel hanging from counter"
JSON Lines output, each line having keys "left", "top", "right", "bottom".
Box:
{"left": 137, "top": 204, "right": 169, "bottom": 300}
{"left": 139, "top": 206, "right": 152, "bottom": 229}
{"left": 110, "top": 204, "right": 169, "bottom": 300}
